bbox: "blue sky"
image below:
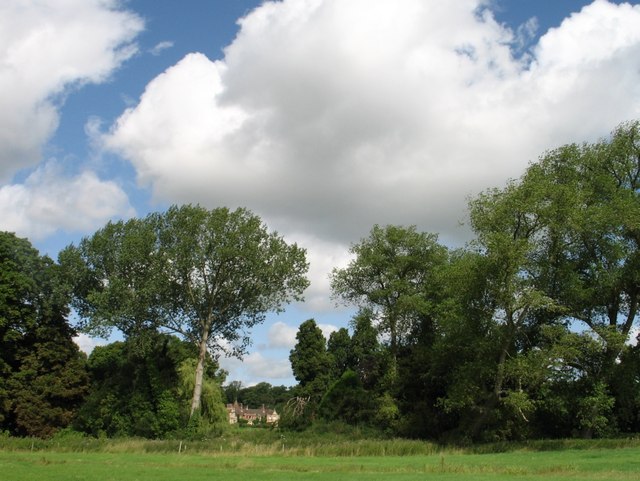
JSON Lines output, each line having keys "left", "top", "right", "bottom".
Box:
{"left": 2, "top": 0, "right": 640, "bottom": 387}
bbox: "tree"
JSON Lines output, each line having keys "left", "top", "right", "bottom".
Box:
{"left": 327, "top": 328, "right": 352, "bottom": 379}
{"left": 286, "top": 319, "right": 331, "bottom": 428}
{"left": 467, "top": 180, "right": 561, "bottom": 438}
{"left": 61, "top": 205, "right": 309, "bottom": 419}
{"left": 231, "top": 382, "right": 291, "bottom": 409}
{"left": 522, "top": 122, "right": 640, "bottom": 365}
{"left": 512, "top": 122, "right": 640, "bottom": 436}
{"left": 0, "top": 232, "right": 88, "bottom": 437}
{"left": 289, "top": 319, "right": 331, "bottom": 392}
{"left": 610, "top": 337, "right": 640, "bottom": 433}
{"left": 8, "top": 311, "right": 88, "bottom": 437}
{"left": 349, "top": 308, "right": 385, "bottom": 390}
{"left": 319, "top": 370, "right": 373, "bottom": 424}
{"left": 457, "top": 120, "right": 640, "bottom": 439}
{"left": 330, "top": 225, "right": 448, "bottom": 364}
{"left": 75, "top": 334, "right": 224, "bottom": 438}
{"left": 224, "top": 380, "right": 243, "bottom": 404}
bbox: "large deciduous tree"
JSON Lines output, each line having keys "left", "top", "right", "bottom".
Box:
{"left": 330, "top": 225, "right": 448, "bottom": 364}
{"left": 460, "top": 120, "right": 640, "bottom": 438}
{"left": 523, "top": 122, "right": 640, "bottom": 362}
{"left": 466, "top": 179, "right": 561, "bottom": 437}
{"left": 61, "top": 205, "right": 309, "bottom": 418}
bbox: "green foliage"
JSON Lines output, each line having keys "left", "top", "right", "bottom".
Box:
{"left": 610, "top": 341, "right": 640, "bottom": 433}
{"left": 289, "top": 319, "right": 331, "bottom": 395}
{"left": 61, "top": 205, "right": 309, "bottom": 419}
{"left": 74, "top": 334, "right": 225, "bottom": 438}
{"left": 177, "top": 358, "right": 227, "bottom": 425}
{"left": 226, "top": 382, "right": 291, "bottom": 410}
{"left": 0, "top": 232, "right": 88, "bottom": 437}
{"left": 319, "top": 370, "right": 373, "bottom": 424}
{"left": 331, "top": 225, "right": 448, "bottom": 359}
{"left": 7, "top": 317, "right": 88, "bottom": 438}
{"left": 279, "top": 395, "right": 315, "bottom": 431}
{"left": 349, "top": 309, "right": 386, "bottom": 390}
{"left": 327, "top": 328, "right": 352, "bottom": 379}
{"left": 575, "top": 382, "right": 615, "bottom": 438}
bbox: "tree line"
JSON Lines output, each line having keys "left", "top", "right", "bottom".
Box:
{"left": 0, "top": 120, "right": 638, "bottom": 441}
{"left": 288, "top": 120, "right": 640, "bottom": 441}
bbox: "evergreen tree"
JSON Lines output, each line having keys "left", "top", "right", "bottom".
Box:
{"left": 0, "top": 232, "right": 88, "bottom": 437}
{"left": 289, "top": 319, "right": 331, "bottom": 395}
{"left": 327, "top": 328, "right": 352, "bottom": 380}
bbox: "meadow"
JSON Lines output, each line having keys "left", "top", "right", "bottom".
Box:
{"left": 1, "top": 432, "right": 639, "bottom": 481}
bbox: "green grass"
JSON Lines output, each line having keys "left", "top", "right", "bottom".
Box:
{"left": 1, "top": 436, "right": 640, "bottom": 480}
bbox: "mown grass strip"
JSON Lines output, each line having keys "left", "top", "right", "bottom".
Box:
{"left": 1, "top": 446, "right": 639, "bottom": 481}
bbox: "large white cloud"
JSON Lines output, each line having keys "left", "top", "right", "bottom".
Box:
{"left": 0, "top": 0, "right": 143, "bottom": 181}
{"left": 0, "top": 160, "right": 135, "bottom": 240}
{"left": 105, "top": 0, "right": 640, "bottom": 310}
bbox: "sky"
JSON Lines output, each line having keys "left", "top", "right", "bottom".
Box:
{"left": 2, "top": 0, "right": 640, "bottom": 387}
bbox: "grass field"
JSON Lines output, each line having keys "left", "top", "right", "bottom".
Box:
{"left": 1, "top": 439, "right": 639, "bottom": 481}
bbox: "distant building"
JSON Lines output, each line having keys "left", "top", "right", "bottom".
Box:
{"left": 226, "top": 402, "right": 280, "bottom": 425}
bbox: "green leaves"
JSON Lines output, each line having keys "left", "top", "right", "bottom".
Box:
{"left": 330, "top": 225, "right": 448, "bottom": 355}
{"left": 0, "top": 232, "right": 88, "bottom": 437}
{"left": 62, "top": 205, "right": 310, "bottom": 354}
{"left": 61, "top": 204, "right": 309, "bottom": 421}
{"left": 157, "top": 205, "right": 309, "bottom": 353}
{"left": 289, "top": 319, "right": 331, "bottom": 388}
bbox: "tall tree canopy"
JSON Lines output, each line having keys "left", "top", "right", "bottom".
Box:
{"left": 330, "top": 225, "right": 448, "bottom": 362}
{"left": 522, "top": 121, "right": 640, "bottom": 356}
{"left": 289, "top": 319, "right": 331, "bottom": 391}
{"left": 0, "top": 232, "right": 88, "bottom": 437}
{"left": 61, "top": 205, "right": 309, "bottom": 418}
{"left": 455, "top": 120, "right": 640, "bottom": 438}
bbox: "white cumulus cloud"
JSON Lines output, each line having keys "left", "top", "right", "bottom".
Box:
{"left": 0, "top": 160, "right": 135, "bottom": 240}
{"left": 244, "top": 352, "right": 293, "bottom": 380}
{"left": 318, "top": 323, "right": 339, "bottom": 340}
{"left": 105, "top": 0, "right": 640, "bottom": 311}
{"left": 219, "top": 351, "right": 294, "bottom": 386}
{"left": 0, "top": 0, "right": 143, "bottom": 182}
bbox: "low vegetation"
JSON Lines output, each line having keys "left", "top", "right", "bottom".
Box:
{"left": 1, "top": 433, "right": 640, "bottom": 481}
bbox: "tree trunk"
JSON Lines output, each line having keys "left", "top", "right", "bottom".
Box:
{"left": 189, "top": 329, "right": 209, "bottom": 418}
{"left": 469, "top": 317, "right": 516, "bottom": 439}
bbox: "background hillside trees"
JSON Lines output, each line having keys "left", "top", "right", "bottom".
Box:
{"left": 224, "top": 382, "right": 291, "bottom": 409}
